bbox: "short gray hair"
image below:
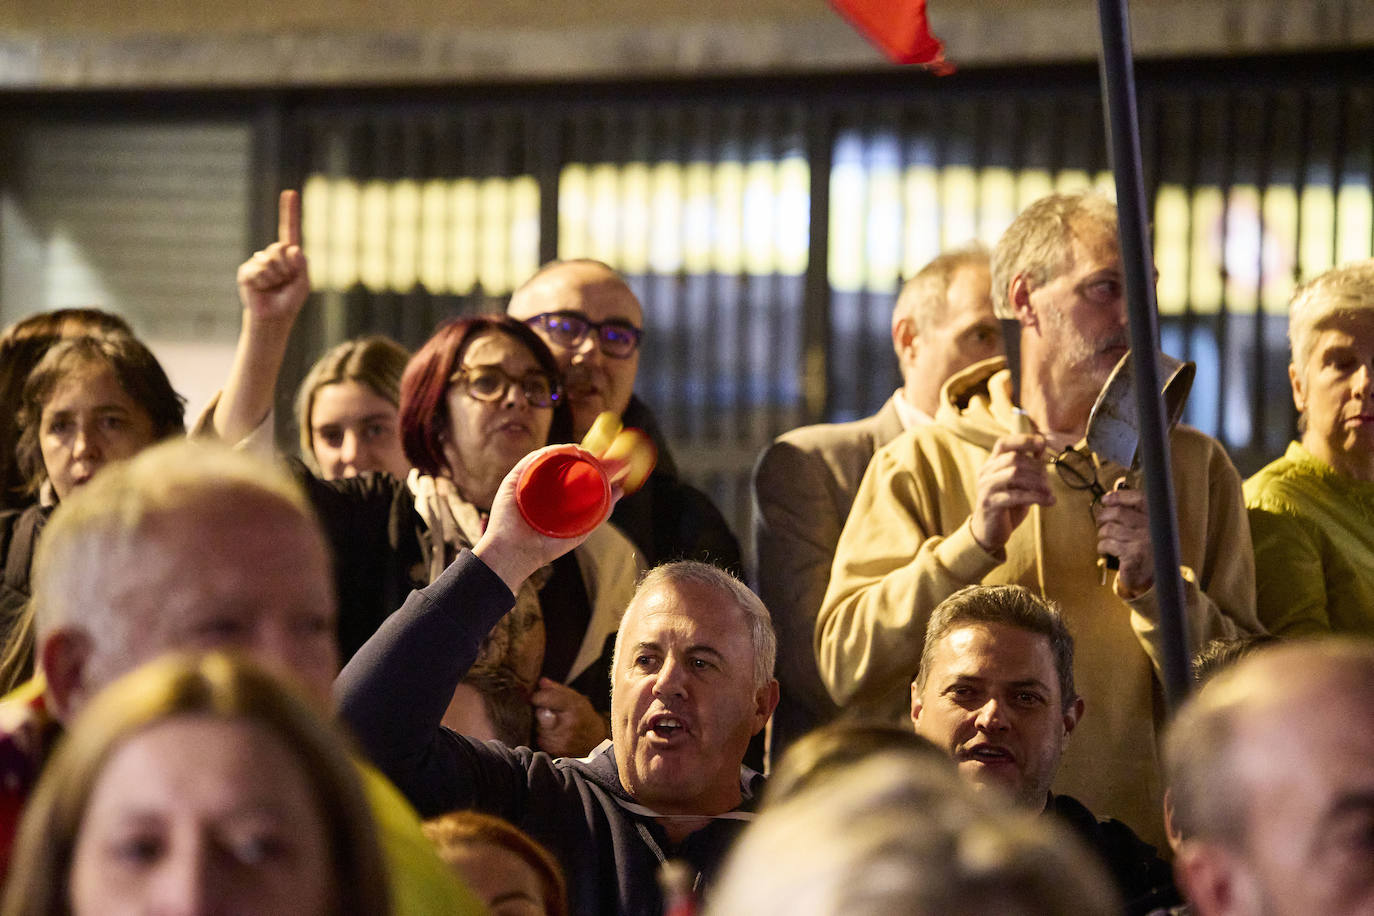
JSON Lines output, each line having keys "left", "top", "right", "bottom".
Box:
{"left": 30, "top": 439, "right": 316, "bottom": 647}
{"left": 991, "top": 192, "right": 1118, "bottom": 319}
{"left": 893, "top": 244, "right": 992, "bottom": 340}
{"left": 916, "top": 585, "right": 1077, "bottom": 711}
{"left": 612, "top": 561, "right": 776, "bottom": 690}
{"left": 1165, "top": 637, "right": 1374, "bottom": 846}
{"left": 1287, "top": 258, "right": 1374, "bottom": 377}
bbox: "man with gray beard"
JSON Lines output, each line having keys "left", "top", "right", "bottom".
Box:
{"left": 817, "top": 190, "right": 1260, "bottom": 848}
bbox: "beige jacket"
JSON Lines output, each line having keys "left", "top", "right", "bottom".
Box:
{"left": 817, "top": 358, "right": 1260, "bottom": 845}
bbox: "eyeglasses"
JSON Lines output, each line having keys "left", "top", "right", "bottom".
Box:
{"left": 1051, "top": 445, "right": 1107, "bottom": 504}
{"left": 523, "top": 312, "right": 643, "bottom": 359}
{"left": 450, "top": 366, "right": 562, "bottom": 408}
{"left": 1052, "top": 444, "right": 1124, "bottom": 576}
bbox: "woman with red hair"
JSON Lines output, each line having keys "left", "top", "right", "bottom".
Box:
{"left": 301, "top": 314, "right": 639, "bottom": 759}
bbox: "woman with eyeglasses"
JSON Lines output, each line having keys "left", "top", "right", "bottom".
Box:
{"left": 298, "top": 315, "right": 640, "bottom": 759}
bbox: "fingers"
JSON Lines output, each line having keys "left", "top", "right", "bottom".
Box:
{"left": 238, "top": 242, "right": 305, "bottom": 289}
{"left": 278, "top": 189, "right": 301, "bottom": 249}
{"left": 979, "top": 446, "right": 1054, "bottom": 506}
{"left": 989, "top": 433, "right": 1048, "bottom": 460}
{"left": 530, "top": 677, "right": 573, "bottom": 711}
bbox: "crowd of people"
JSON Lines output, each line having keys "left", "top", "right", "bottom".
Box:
{"left": 0, "top": 183, "right": 1370, "bottom": 915}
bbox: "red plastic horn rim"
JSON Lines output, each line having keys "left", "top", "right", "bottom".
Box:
{"left": 515, "top": 446, "right": 611, "bottom": 539}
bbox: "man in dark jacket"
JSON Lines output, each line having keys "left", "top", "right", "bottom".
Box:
{"left": 908, "top": 584, "right": 1179, "bottom": 916}
{"left": 337, "top": 447, "right": 779, "bottom": 915}
{"left": 507, "top": 259, "right": 741, "bottom": 572}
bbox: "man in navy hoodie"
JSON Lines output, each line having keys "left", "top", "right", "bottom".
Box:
{"left": 337, "top": 446, "right": 779, "bottom": 915}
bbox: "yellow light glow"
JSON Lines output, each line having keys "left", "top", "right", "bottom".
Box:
{"left": 1154, "top": 184, "right": 1190, "bottom": 315}
{"left": 619, "top": 162, "right": 652, "bottom": 275}
{"left": 1189, "top": 187, "right": 1224, "bottom": 315}
{"left": 1337, "top": 183, "right": 1373, "bottom": 264}
{"left": 587, "top": 163, "right": 621, "bottom": 266}
{"left": 865, "top": 160, "right": 902, "bottom": 293}
{"left": 683, "top": 161, "right": 715, "bottom": 275}
{"left": 301, "top": 174, "right": 332, "bottom": 281}
{"left": 558, "top": 164, "right": 588, "bottom": 262}
{"left": 902, "top": 164, "right": 941, "bottom": 281}
{"left": 1015, "top": 170, "right": 1055, "bottom": 213}
{"left": 509, "top": 176, "right": 542, "bottom": 291}
{"left": 743, "top": 159, "right": 778, "bottom": 276}
{"left": 1261, "top": 186, "right": 1299, "bottom": 314}
{"left": 448, "top": 179, "right": 479, "bottom": 296}
{"left": 419, "top": 179, "right": 450, "bottom": 293}
{"left": 649, "top": 161, "right": 685, "bottom": 275}
{"left": 327, "top": 178, "right": 360, "bottom": 292}
{"left": 978, "top": 167, "right": 1017, "bottom": 249}
{"left": 776, "top": 156, "right": 810, "bottom": 276}
{"left": 479, "top": 177, "right": 510, "bottom": 295}
{"left": 388, "top": 179, "right": 420, "bottom": 294}
{"left": 1299, "top": 185, "right": 1336, "bottom": 285}
{"left": 829, "top": 159, "right": 867, "bottom": 294}
{"left": 713, "top": 160, "right": 745, "bottom": 275}
{"left": 940, "top": 165, "right": 978, "bottom": 250}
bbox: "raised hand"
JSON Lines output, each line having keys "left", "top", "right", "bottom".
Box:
{"left": 473, "top": 445, "right": 623, "bottom": 595}
{"left": 969, "top": 433, "right": 1055, "bottom": 555}
{"left": 236, "top": 190, "right": 310, "bottom": 323}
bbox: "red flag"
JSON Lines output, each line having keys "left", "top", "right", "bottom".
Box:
{"left": 830, "top": 0, "right": 954, "bottom": 74}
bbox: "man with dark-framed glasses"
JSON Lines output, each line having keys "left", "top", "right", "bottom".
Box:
{"left": 817, "top": 190, "right": 1261, "bottom": 850}
{"left": 508, "top": 259, "right": 741, "bottom": 574}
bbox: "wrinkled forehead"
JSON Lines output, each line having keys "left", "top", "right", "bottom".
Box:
{"left": 621, "top": 581, "right": 752, "bottom": 652}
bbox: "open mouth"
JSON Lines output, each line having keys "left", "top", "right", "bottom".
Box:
{"left": 646, "top": 714, "right": 687, "bottom": 740}
{"left": 964, "top": 744, "right": 1015, "bottom": 764}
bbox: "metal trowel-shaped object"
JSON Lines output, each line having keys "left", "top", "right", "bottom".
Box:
{"left": 1086, "top": 350, "right": 1196, "bottom": 469}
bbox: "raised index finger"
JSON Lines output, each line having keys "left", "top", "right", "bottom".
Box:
{"left": 278, "top": 189, "right": 301, "bottom": 248}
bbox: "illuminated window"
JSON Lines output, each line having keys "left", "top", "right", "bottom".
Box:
{"left": 302, "top": 174, "right": 539, "bottom": 296}
{"left": 558, "top": 157, "right": 810, "bottom": 278}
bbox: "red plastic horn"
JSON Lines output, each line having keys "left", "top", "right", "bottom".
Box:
{"left": 515, "top": 445, "right": 612, "bottom": 539}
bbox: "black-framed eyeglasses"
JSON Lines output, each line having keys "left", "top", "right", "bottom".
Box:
{"left": 523, "top": 311, "right": 643, "bottom": 359}
{"left": 1052, "top": 445, "right": 1107, "bottom": 504}
{"left": 450, "top": 366, "right": 562, "bottom": 408}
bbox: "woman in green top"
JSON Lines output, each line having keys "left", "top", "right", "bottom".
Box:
{"left": 1244, "top": 258, "right": 1374, "bottom": 635}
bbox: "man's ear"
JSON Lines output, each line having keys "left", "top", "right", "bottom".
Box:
{"left": 1009, "top": 274, "right": 1036, "bottom": 328}
{"left": 752, "top": 679, "right": 780, "bottom": 733}
{"left": 892, "top": 316, "right": 919, "bottom": 367}
{"left": 1175, "top": 839, "right": 1251, "bottom": 916}
{"left": 1062, "top": 695, "right": 1085, "bottom": 737}
{"left": 40, "top": 628, "right": 95, "bottom": 724}
{"left": 909, "top": 678, "right": 924, "bottom": 729}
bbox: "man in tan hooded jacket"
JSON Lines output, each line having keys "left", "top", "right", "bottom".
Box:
{"left": 817, "top": 191, "right": 1260, "bottom": 847}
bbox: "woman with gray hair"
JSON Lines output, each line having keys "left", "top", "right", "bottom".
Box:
{"left": 1244, "top": 257, "right": 1374, "bottom": 635}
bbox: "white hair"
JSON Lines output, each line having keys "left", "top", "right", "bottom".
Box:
{"left": 1287, "top": 258, "right": 1374, "bottom": 377}
{"left": 611, "top": 561, "right": 775, "bottom": 690}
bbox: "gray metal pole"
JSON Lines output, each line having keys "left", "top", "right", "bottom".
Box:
{"left": 1096, "top": 0, "right": 1192, "bottom": 711}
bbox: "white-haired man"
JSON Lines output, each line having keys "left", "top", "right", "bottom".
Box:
{"left": 337, "top": 454, "right": 779, "bottom": 914}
